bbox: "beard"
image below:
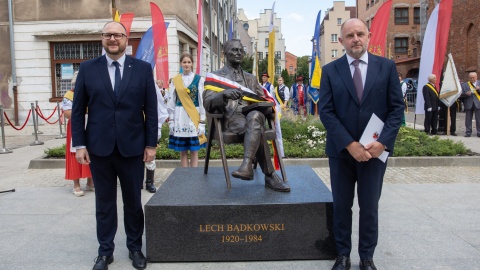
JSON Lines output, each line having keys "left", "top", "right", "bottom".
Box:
{"left": 104, "top": 41, "right": 126, "bottom": 56}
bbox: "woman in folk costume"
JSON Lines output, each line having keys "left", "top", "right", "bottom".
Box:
{"left": 62, "top": 71, "right": 94, "bottom": 196}
{"left": 167, "top": 52, "right": 207, "bottom": 167}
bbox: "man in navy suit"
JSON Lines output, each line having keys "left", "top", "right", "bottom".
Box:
{"left": 319, "top": 19, "right": 404, "bottom": 270}
{"left": 72, "top": 21, "right": 157, "bottom": 270}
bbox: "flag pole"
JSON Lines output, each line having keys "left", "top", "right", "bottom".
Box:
{"left": 111, "top": 0, "right": 117, "bottom": 20}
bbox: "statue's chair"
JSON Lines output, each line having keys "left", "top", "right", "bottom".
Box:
{"left": 203, "top": 104, "right": 287, "bottom": 189}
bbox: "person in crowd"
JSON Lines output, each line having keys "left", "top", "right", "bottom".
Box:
{"left": 318, "top": 18, "right": 404, "bottom": 270}
{"left": 399, "top": 76, "right": 407, "bottom": 126}
{"left": 461, "top": 72, "right": 480, "bottom": 137}
{"left": 203, "top": 39, "right": 290, "bottom": 192}
{"left": 291, "top": 76, "right": 307, "bottom": 116}
{"left": 144, "top": 79, "right": 169, "bottom": 193}
{"left": 167, "top": 52, "right": 206, "bottom": 167}
{"left": 71, "top": 21, "right": 157, "bottom": 270}
{"left": 62, "top": 71, "right": 94, "bottom": 197}
{"left": 423, "top": 74, "right": 440, "bottom": 135}
{"left": 260, "top": 73, "right": 274, "bottom": 94}
{"left": 275, "top": 76, "right": 290, "bottom": 110}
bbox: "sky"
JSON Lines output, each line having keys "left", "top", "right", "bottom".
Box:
{"left": 237, "top": 0, "right": 356, "bottom": 57}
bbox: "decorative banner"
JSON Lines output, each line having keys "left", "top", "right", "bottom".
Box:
{"left": 267, "top": 2, "right": 276, "bottom": 84}
{"left": 367, "top": 0, "right": 392, "bottom": 57}
{"left": 439, "top": 54, "right": 462, "bottom": 107}
{"left": 135, "top": 23, "right": 170, "bottom": 69}
{"left": 196, "top": 0, "right": 204, "bottom": 75}
{"left": 309, "top": 10, "right": 321, "bottom": 101}
{"left": 415, "top": 0, "right": 453, "bottom": 114}
{"left": 228, "top": 19, "right": 233, "bottom": 40}
{"left": 120, "top": 12, "right": 135, "bottom": 37}
{"left": 150, "top": 2, "right": 169, "bottom": 82}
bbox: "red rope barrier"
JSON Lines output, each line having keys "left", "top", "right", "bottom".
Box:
{"left": 36, "top": 105, "right": 57, "bottom": 120}
{"left": 36, "top": 108, "right": 61, "bottom": 124}
{"left": 3, "top": 110, "right": 32, "bottom": 131}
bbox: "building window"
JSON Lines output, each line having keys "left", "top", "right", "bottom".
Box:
{"left": 289, "top": 65, "right": 293, "bottom": 72}
{"left": 50, "top": 41, "right": 103, "bottom": 99}
{"left": 366, "top": 2, "right": 370, "bottom": 10}
{"left": 243, "top": 46, "right": 247, "bottom": 53}
{"left": 331, "top": 34, "right": 338, "bottom": 42}
{"left": 265, "top": 38, "right": 269, "bottom": 47}
{"left": 337, "top": 18, "right": 342, "bottom": 25}
{"left": 275, "top": 65, "right": 281, "bottom": 75}
{"left": 258, "top": 52, "right": 264, "bottom": 60}
{"left": 395, "top": 37, "right": 408, "bottom": 54}
{"left": 332, "top": 49, "right": 338, "bottom": 58}
{"left": 414, "top": 7, "right": 420, "bottom": 24}
{"left": 395, "top": 8, "right": 409, "bottom": 25}
{"left": 371, "top": 0, "right": 374, "bottom": 6}
{"left": 275, "top": 51, "right": 281, "bottom": 59}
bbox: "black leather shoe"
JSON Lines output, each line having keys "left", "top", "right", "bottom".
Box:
{"left": 360, "top": 259, "right": 377, "bottom": 270}
{"left": 331, "top": 256, "right": 351, "bottom": 270}
{"left": 92, "top": 255, "right": 113, "bottom": 270}
{"left": 265, "top": 173, "right": 290, "bottom": 192}
{"left": 129, "top": 250, "right": 147, "bottom": 270}
{"left": 232, "top": 158, "right": 254, "bottom": 180}
{"left": 145, "top": 182, "right": 156, "bottom": 193}
{"left": 450, "top": 133, "right": 457, "bottom": 136}
{"left": 465, "top": 134, "right": 471, "bottom": 137}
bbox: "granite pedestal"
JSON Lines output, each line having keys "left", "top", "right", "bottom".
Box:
{"left": 145, "top": 165, "right": 336, "bottom": 262}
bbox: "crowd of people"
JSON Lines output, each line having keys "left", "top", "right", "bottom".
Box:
{"left": 62, "top": 19, "right": 479, "bottom": 270}
{"left": 418, "top": 71, "right": 480, "bottom": 137}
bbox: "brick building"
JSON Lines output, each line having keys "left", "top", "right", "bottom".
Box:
{"left": 448, "top": 0, "right": 480, "bottom": 82}
{"left": 358, "top": 0, "right": 421, "bottom": 80}
{"left": 285, "top": 51, "right": 297, "bottom": 76}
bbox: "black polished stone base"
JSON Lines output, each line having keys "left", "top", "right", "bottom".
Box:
{"left": 145, "top": 165, "right": 336, "bottom": 262}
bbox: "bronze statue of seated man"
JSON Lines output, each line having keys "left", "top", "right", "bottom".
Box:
{"left": 203, "top": 39, "right": 290, "bottom": 192}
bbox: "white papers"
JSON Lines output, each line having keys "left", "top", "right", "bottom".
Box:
{"left": 359, "top": 113, "right": 389, "bottom": 163}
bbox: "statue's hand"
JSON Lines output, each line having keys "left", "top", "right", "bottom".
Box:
{"left": 223, "top": 89, "right": 243, "bottom": 101}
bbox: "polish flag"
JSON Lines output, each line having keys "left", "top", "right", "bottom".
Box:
{"left": 415, "top": 0, "right": 453, "bottom": 114}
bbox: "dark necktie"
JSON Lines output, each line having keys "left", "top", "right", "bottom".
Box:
{"left": 112, "top": 61, "right": 121, "bottom": 98}
{"left": 352, "top": 59, "right": 363, "bottom": 102}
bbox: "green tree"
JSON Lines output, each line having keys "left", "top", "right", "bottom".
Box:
{"left": 296, "top": 56, "right": 310, "bottom": 83}
{"left": 240, "top": 55, "right": 253, "bottom": 74}
{"left": 280, "top": 69, "right": 293, "bottom": 87}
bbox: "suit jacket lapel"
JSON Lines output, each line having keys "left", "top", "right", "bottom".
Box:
{"left": 117, "top": 56, "right": 133, "bottom": 102}
{"left": 335, "top": 55, "right": 358, "bottom": 104}
{"left": 362, "top": 53, "right": 380, "bottom": 103}
{"left": 97, "top": 55, "right": 116, "bottom": 103}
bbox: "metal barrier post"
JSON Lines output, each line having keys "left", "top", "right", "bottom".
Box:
{"left": 0, "top": 105, "right": 13, "bottom": 154}
{"left": 62, "top": 108, "right": 67, "bottom": 137}
{"left": 32, "top": 100, "right": 43, "bottom": 135}
{"left": 55, "top": 102, "right": 66, "bottom": 139}
{"left": 30, "top": 103, "right": 44, "bottom": 146}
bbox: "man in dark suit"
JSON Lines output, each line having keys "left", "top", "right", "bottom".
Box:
{"left": 318, "top": 19, "right": 404, "bottom": 270}
{"left": 72, "top": 21, "right": 157, "bottom": 270}
{"left": 461, "top": 72, "right": 480, "bottom": 137}
{"left": 203, "top": 39, "right": 290, "bottom": 192}
{"left": 422, "top": 74, "right": 440, "bottom": 135}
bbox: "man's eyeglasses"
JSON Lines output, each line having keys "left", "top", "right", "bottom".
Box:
{"left": 101, "top": 33, "right": 126, "bottom": 40}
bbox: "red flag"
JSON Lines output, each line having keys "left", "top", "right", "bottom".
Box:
{"left": 120, "top": 13, "right": 135, "bottom": 37}
{"left": 196, "top": 0, "right": 203, "bottom": 74}
{"left": 415, "top": 0, "right": 453, "bottom": 113}
{"left": 432, "top": 0, "right": 453, "bottom": 90}
{"left": 150, "top": 2, "right": 169, "bottom": 82}
{"left": 367, "top": 0, "right": 393, "bottom": 57}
